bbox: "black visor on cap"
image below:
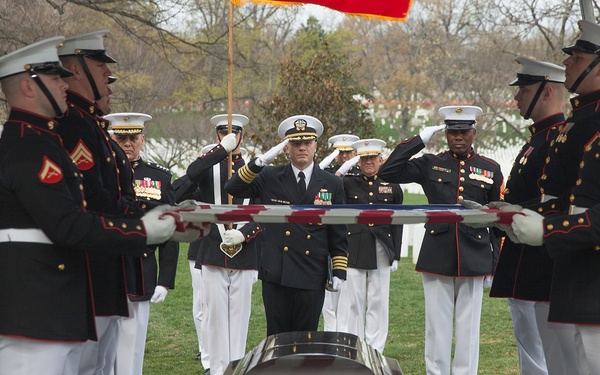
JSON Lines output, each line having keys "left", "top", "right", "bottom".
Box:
{"left": 444, "top": 120, "right": 475, "bottom": 130}
{"left": 563, "top": 40, "right": 600, "bottom": 55}
{"left": 28, "top": 61, "right": 74, "bottom": 78}
{"left": 509, "top": 73, "right": 547, "bottom": 87}
{"left": 216, "top": 125, "right": 242, "bottom": 133}
{"left": 75, "top": 49, "right": 118, "bottom": 63}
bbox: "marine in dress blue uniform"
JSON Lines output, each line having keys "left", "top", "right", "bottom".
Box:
{"left": 512, "top": 20, "right": 600, "bottom": 374}
{"left": 108, "top": 113, "right": 180, "bottom": 375}
{"left": 335, "top": 139, "right": 403, "bottom": 353}
{"left": 56, "top": 30, "right": 146, "bottom": 375}
{"left": 489, "top": 57, "right": 566, "bottom": 375}
{"left": 0, "top": 37, "right": 175, "bottom": 375}
{"left": 225, "top": 115, "right": 349, "bottom": 336}
{"left": 378, "top": 106, "right": 503, "bottom": 375}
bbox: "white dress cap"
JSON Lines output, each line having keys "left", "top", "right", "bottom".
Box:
{"left": 59, "top": 30, "right": 117, "bottom": 63}
{"left": 328, "top": 134, "right": 360, "bottom": 151}
{"left": 277, "top": 115, "right": 324, "bottom": 141}
{"left": 352, "top": 138, "right": 386, "bottom": 156}
{"left": 438, "top": 106, "right": 483, "bottom": 129}
{"left": 104, "top": 112, "right": 152, "bottom": 135}
{"left": 509, "top": 56, "right": 565, "bottom": 86}
{"left": 563, "top": 20, "right": 600, "bottom": 55}
{"left": 0, "top": 36, "right": 73, "bottom": 79}
{"left": 210, "top": 114, "right": 249, "bottom": 133}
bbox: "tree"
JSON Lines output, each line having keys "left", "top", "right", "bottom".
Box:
{"left": 249, "top": 39, "right": 375, "bottom": 162}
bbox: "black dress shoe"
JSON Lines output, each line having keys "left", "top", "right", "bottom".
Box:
{"left": 196, "top": 352, "right": 201, "bottom": 361}
{"left": 203, "top": 369, "right": 210, "bottom": 375}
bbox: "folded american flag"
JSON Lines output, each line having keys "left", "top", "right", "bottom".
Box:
{"left": 170, "top": 203, "right": 518, "bottom": 226}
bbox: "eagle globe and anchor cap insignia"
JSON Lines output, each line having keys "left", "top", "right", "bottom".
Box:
{"left": 294, "top": 118, "right": 307, "bottom": 131}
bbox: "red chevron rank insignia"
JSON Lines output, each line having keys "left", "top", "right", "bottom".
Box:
{"left": 70, "top": 140, "right": 94, "bottom": 170}
{"left": 38, "top": 156, "right": 63, "bottom": 184}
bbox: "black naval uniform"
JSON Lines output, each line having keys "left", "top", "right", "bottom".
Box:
{"left": 532, "top": 90, "right": 600, "bottom": 325}
{"left": 129, "top": 158, "right": 179, "bottom": 300}
{"left": 343, "top": 174, "right": 404, "bottom": 268}
{"left": 57, "top": 91, "right": 145, "bottom": 317}
{"left": 0, "top": 108, "right": 150, "bottom": 342}
{"left": 490, "top": 113, "right": 563, "bottom": 300}
{"left": 225, "top": 159, "right": 348, "bottom": 335}
{"left": 378, "top": 135, "right": 503, "bottom": 276}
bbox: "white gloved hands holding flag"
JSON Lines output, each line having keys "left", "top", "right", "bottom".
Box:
{"left": 256, "top": 139, "right": 289, "bottom": 167}
{"left": 510, "top": 208, "right": 545, "bottom": 246}
{"left": 141, "top": 205, "right": 176, "bottom": 245}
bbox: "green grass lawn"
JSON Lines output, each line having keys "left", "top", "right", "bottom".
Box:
{"left": 144, "top": 193, "right": 520, "bottom": 374}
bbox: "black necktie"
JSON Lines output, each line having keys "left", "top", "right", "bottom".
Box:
{"left": 298, "top": 171, "right": 306, "bottom": 196}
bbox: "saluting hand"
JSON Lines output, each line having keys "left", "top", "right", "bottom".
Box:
{"left": 419, "top": 124, "right": 446, "bottom": 144}
{"left": 318, "top": 149, "right": 340, "bottom": 169}
{"left": 256, "top": 139, "right": 289, "bottom": 166}
{"left": 335, "top": 155, "right": 360, "bottom": 176}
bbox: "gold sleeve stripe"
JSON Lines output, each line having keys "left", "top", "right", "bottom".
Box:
{"left": 238, "top": 165, "right": 257, "bottom": 184}
{"left": 332, "top": 256, "right": 348, "bottom": 270}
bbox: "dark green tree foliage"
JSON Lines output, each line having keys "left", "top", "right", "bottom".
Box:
{"left": 249, "top": 41, "right": 376, "bottom": 162}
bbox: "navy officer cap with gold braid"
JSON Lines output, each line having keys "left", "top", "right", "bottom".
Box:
{"left": 277, "top": 115, "right": 324, "bottom": 141}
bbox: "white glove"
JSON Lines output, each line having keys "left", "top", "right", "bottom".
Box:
{"left": 336, "top": 155, "right": 360, "bottom": 176}
{"left": 511, "top": 208, "right": 544, "bottom": 246}
{"left": 220, "top": 133, "right": 237, "bottom": 152}
{"left": 390, "top": 260, "right": 398, "bottom": 272}
{"left": 459, "top": 199, "right": 493, "bottom": 228}
{"left": 222, "top": 229, "right": 245, "bottom": 245}
{"left": 488, "top": 201, "right": 514, "bottom": 210}
{"left": 483, "top": 276, "right": 493, "bottom": 288}
{"left": 459, "top": 199, "right": 483, "bottom": 209}
{"left": 318, "top": 149, "right": 340, "bottom": 169}
{"left": 150, "top": 285, "right": 168, "bottom": 304}
{"left": 256, "top": 139, "right": 289, "bottom": 166}
{"left": 332, "top": 276, "right": 345, "bottom": 292}
{"left": 141, "top": 205, "right": 177, "bottom": 245}
{"left": 419, "top": 124, "right": 446, "bottom": 144}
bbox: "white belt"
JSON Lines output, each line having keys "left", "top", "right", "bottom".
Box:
{"left": 569, "top": 205, "right": 588, "bottom": 215}
{"left": 0, "top": 228, "right": 53, "bottom": 244}
{"left": 540, "top": 194, "right": 557, "bottom": 203}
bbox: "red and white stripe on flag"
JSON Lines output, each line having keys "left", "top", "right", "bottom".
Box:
{"left": 174, "top": 204, "right": 519, "bottom": 226}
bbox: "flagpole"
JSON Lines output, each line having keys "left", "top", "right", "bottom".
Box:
{"left": 227, "top": 0, "right": 234, "bottom": 206}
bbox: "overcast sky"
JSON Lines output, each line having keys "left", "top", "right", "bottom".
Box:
{"left": 297, "top": 4, "right": 345, "bottom": 30}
